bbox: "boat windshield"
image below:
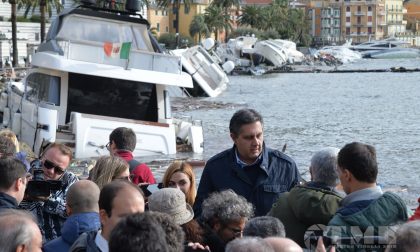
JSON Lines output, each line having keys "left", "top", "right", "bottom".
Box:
{"left": 56, "top": 14, "right": 153, "bottom": 51}
{"left": 66, "top": 73, "right": 157, "bottom": 123}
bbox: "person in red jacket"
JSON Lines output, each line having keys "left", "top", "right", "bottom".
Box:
{"left": 107, "top": 127, "right": 156, "bottom": 185}
{"left": 409, "top": 197, "right": 420, "bottom": 221}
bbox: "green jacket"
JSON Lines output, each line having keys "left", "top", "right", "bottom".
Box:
{"left": 268, "top": 184, "right": 342, "bottom": 247}
{"left": 327, "top": 192, "right": 409, "bottom": 252}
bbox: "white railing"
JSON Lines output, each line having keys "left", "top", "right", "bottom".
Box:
{"left": 58, "top": 40, "right": 182, "bottom": 75}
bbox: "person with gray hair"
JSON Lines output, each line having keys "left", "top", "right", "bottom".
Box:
{"left": 198, "top": 189, "right": 254, "bottom": 252}
{"left": 268, "top": 147, "right": 343, "bottom": 248}
{"left": 386, "top": 221, "right": 420, "bottom": 252}
{"left": 243, "top": 216, "right": 286, "bottom": 238}
{"left": 0, "top": 209, "right": 42, "bottom": 252}
{"left": 226, "top": 236, "right": 275, "bottom": 252}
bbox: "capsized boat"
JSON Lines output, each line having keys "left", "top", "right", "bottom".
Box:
{"left": 253, "top": 40, "right": 288, "bottom": 67}
{"left": 172, "top": 43, "right": 233, "bottom": 98}
{"left": 0, "top": 3, "right": 204, "bottom": 158}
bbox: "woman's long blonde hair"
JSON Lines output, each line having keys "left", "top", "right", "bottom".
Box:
{"left": 90, "top": 156, "right": 129, "bottom": 190}
{"left": 0, "top": 129, "right": 19, "bottom": 152}
{"left": 162, "top": 161, "right": 197, "bottom": 206}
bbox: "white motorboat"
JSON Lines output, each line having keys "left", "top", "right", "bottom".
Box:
{"left": 253, "top": 40, "right": 288, "bottom": 67}
{"left": 350, "top": 38, "right": 411, "bottom": 58}
{"left": 368, "top": 48, "right": 420, "bottom": 59}
{"left": 268, "top": 39, "right": 305, "bottom": 64}
{"left": 0, "top": 3, "right": 204, "bottom": 158}
{"left": 215, "top": 36, "right": 258, "bottom": 67}
{"left": 172, "top": 45, "right": 233, "bottom": 97}
{"left": 317, "top": 46, "right": 362, "bottom": 64}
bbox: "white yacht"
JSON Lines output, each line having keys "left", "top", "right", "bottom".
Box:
{"left": 253, "top": 40, "right": 288, "bottom": 67}
{"left": 0, "top": 3, "right": 204, "bottom": 158}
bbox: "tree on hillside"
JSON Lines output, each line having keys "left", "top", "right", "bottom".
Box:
{"left": 210, "top": 0, "right": 239, "bottom": 41}
{"left": 189, "top": 14, "right": 209, "bottom": 43}
{"left": 22, "top": 0, "right": 62, "bottom": 42}
{"left": 2, "top": 0, "right": 21, "bottom": 66}
{"left": 204, "top": 4, "right": 231, "bottom": 41}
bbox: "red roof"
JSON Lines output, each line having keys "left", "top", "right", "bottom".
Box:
{"left": 241, "top": 0, "right": 272, "bottom": 5}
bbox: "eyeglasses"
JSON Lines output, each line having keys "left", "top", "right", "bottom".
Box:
{"left": 43, "top": 159, "right": 66, "bottom": 175}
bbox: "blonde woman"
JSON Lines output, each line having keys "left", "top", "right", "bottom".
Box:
{"left": 89, "top": 156, "right": 130, "bottom": 190}
{"left": 162, "top": 161, "right": 196, "bottom": 206}
{"left": 0, "top": 129, "right": 30, "bottom": 170}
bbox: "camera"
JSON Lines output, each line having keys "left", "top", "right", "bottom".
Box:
{"left": 25, "top": 159, "right": 62, "bottom": 198}
{"left": 140, "top": 183, "right": 163, "bottom": 197}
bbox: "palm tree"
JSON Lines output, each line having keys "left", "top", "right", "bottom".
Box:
{"left": 189, "top": 14, "right": 209, "bottom": 43}
{"left": 2, "top": 0, "right": 19, "bottom": 66}
{"left": 204, "top": 4, "right": 231, "bottom": 41}
{"left": 23, "top": 0, "right": 62, "bottom": 42}
{"left": 238, "top": 5, "right": 263, "bottom": 29}
{"left": 209, "top": 0, "right": 239, "bottom": 41}
{"left": 156, "top": 0, "right": 191, "bottom": 35}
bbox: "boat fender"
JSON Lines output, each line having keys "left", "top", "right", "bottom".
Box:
{"left": 188, "top": 120, "right": 203, "bottom": 153}
{"left": 2, "top": 107, "right": 10, "bottom": 127}
{"left": 222, "top": 61, "right": 235, "bottom": 74}
{"left": 202, "top": 38, "right": 215, "bottom": 51}
{"left": 35, "top": 107, "right": 58, "bottom": 152}
{"left": 11, "top": 111, "right": 21, "bottom": 134}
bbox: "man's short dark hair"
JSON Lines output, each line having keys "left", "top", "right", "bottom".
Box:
{"left": 99, "top": 180, "right": 143, "bottom": 217}
{"left": 109, "top": 212, "right": 169, "bottom": 252}
{"left": 109, "top": 127, "right": 137, "bottom": 152}
{"left": 0, "top": 135, "right": 17, "bottom": 158}
{"left": 243, "top": 216, "right": 285, "bottom": 238}
{"left": 229, "top": 109, "right": 263, "bottom": 136}
{"left": 0, "top": 158, "right": 27, "bottom": 191}
{"left": 338, "top": 142, "right": 378, "bottom": 183}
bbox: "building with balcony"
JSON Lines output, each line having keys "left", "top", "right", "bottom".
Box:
{"left": 384, "top": 0, "right": 406, "bottom": 35}
{"left": 404, "top": 0, "right": 420, "bottom": 32}
{"left": 147, "top": 5, "right": 170, "bottom": 37}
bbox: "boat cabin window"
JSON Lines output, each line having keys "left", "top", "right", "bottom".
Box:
{"left": 25, "top": 73, "right": 61, "bottom": 106}
{"left": 57, "top": 15, "right": 153, "bottom": 51}
{"left": 66, "top": 73, "right": 157, "bottom": 123}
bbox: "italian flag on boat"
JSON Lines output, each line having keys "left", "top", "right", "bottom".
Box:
{"left": 103, "top": 42, "right": 132, "bottom": 59}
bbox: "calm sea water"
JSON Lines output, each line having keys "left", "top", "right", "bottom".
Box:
{"left": 160, "top": 58, "right": 420, "bottom": 207}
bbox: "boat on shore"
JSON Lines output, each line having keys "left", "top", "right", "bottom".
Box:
{"left": 0, "top": 2, "right": 204, "bottom": 158}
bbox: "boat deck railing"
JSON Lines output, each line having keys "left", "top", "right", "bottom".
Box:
{"left": 57, "top": 39, "right": 182, "bottom": 74}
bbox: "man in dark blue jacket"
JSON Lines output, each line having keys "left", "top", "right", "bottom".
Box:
{"left": 194, "top": 109, "right": 301, "bottom": 217}
{"left": 43, "top": 180, "right": 101, "bottom": 252}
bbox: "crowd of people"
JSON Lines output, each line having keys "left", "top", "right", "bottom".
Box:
{"left": 0, "top": 109, "right": 420, "bottom": 252}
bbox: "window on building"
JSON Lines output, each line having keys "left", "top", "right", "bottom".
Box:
{"left": 157, "top": 23, "right": 160, "bottom": 32}
{"left": 184, "top": 5, "right": 190, "bottom": 14}
{"left": 346, "top": 16, "right": 350, "bottom": 22}
{"left": 357, "top": 27, "right": 361, "bottom": 34}
{"left": 346, "top": 6, "right": 350, "bottom": 12}
{"left": 346, "top": 27, "right": 350, "bottom": 34}
{"left": 368, "top": 6, "right": 372, "bottom": 11}
{"left": 357, "top": 6, "right": 361, "bottom": 12}
{"left": 357, "top": 16, "right": 361, "bottom": 23}
{"left": 368, "top": 27, "right": 372, "bottom": 33}
{"left": 166, "top": 26, "right": 169, "bottom": 32}
{"left": 155, "top": 10, "right": 158, "bottom": 15}
{"left": 368, "top": 16, "right": 372, "bottom": 22}
{"left": 173, "top": 20, "right": 177, "bottom": 29}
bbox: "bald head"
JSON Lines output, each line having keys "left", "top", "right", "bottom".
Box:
{"left": 264, "top": 237, "right": 303, "bottom": 252}
{"left": 66, "top": 180, "right": 100, "bottom": 214}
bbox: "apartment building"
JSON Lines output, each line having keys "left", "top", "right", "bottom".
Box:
{"left": 147, "top": 5, "right": 170, "bottom": 37}
{"left": 385, "top": 0, "right": 407, "bottom": 35}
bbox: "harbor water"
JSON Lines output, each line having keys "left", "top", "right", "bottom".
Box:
{"left": 168, "top": 58, "right": 420, "bottom": 207}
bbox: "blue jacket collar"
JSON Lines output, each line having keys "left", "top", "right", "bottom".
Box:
{"left": 61, "top": 212, "right": 101, "bottom": 245}
{"left": 0, "top": 192, "right": 18, "bottom": 209}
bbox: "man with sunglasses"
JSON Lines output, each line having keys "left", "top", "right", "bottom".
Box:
{"left": 20, "top": 143, "right": 79, "bottom": 242}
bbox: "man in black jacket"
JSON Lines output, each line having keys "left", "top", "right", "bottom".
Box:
{"left": 194, "top": 109, "right": 301, "bottom": 217}
{"left": 0, "top": 158, "right": 28, "bottom": 210}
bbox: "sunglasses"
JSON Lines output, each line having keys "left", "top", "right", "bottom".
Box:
{"left": 43, "top": 159, "right": 66, "bottom": 175}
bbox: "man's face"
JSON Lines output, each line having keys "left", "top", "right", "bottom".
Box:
{"left": 41, "top": 147, "right": 70, "bottom": 180}
{"left": 100, "top": 187, "right": 145, "bottom": 240}
{"left": 231, "top": 121, "right": 264, "bottom": 164}
{"left": 337, "top": 166, "right": 350, "bottom": 194}
{"left": 215, "top": 218, "right": 246, "bottom": 244}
